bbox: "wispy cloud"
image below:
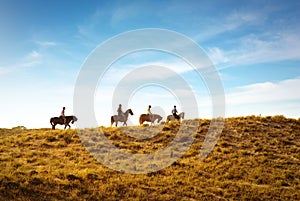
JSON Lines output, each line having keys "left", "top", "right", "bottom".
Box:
{"left": 212, "top": 31, "right": 300, "bottom": 69}
{"left": 195, "top": 4, "right": 300, "bottom": 69}
{"left": 22, "top": 50, "right": 42, "bottom": 67}
{"left": 21, "top": 60, "right": 41, "bottom": 68}
{"left": 34, "top": 40, "right": 57, "bottom": 47}
{"left": 0, "top": 50, "right": 42, "bottom": 75}
{"left": 207, "top": 47, "right": 229, "bottom": 65}
{"left": 227, "top": 77, "right": 300, "bottom": 105}
{"left": 0, "top": 67, "right": 12, "bottom": 75}
{"left": 194, "top": 10, "right": 264, "bottom": 42}
{"left": 75, "top": 8, "right": 108, "bottom": 47}
{"left": 26, "top": 50, "right": 41, "bottom": 59}
{"left": 110, "top": 4, "right": 140, "bottom": 26}
{"left": 99, "top": 58, "right": 198, "bottom": 87}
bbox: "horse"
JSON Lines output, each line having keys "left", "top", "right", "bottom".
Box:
{"left": 111, "top": 109, "right": 134, "bottom": 127}
{"left": 50, "top": 115, "right": 78, "bottom": 130}
{"left": 139, "top": 114, "right": 163, "bottom": 125}
{"left": 166, "top": 112, "right": 185, "bottom": 123}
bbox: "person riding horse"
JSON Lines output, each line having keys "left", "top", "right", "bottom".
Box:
{"left": 147, "top": 105, "right": 153, "bottom": 121}
{"left": 172, "top": 105, "right": 180, "bottom": 120}
{"left": 60, "top": 107, "right": 66, "bottom": 124}
{"left": 117, "top": 104, "right": 124, "bottom": 120}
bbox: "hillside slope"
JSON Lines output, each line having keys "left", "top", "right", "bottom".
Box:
{"left": 0, "top": 116, "right": 299, "bottom": 200}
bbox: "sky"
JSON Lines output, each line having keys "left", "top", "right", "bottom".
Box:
{"left": 0, "top": 0, "right": 299, "bottom": 128}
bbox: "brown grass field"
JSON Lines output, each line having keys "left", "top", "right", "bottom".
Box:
{"left": 1, "top": 115, "right": 300, "bottom": 200}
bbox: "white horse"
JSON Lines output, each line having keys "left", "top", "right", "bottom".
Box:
{"left": 111, "top": 109, "right": 134, "bottom": 127}
{"left": 166, "top": 112, "right": 185, "bottom": 123}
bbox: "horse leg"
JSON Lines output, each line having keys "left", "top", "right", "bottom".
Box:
{"left": 152, "top": 117, "right": 157, "bottom": 125}
{"left": 52, "top": 124, "right": 56, "bottom": 130}
{"left": 64, "top": 123, "right": 70, "bottom": 129}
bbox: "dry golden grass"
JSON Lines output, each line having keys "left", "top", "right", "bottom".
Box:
{"left": 0, "top": 115, "right": 300, "bottom": 200}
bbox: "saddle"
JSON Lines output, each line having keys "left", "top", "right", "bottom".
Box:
{"left": 173, "top": 113, "right": 180, "bottom": 120}
{"left": 118, "top": 114, "right": 124, "bottom": 121}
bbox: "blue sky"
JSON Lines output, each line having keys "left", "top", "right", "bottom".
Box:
{"left": 0, "top": 0, "right": 299, "bottom": 128}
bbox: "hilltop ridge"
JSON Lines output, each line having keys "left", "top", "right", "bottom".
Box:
{"left": 0, "top": 115, "right": 299, "bottom": 200}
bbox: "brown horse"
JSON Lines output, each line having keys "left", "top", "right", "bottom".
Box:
{"left": 139, "top": 114, "right": 163, "bottom": 125}
{"left": 111, "top": 109, "right": 134, "bottom": 127}
{"left": 50, "top": 115, "right": 78, "bottom": 130}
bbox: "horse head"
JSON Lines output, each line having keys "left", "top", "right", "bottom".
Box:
{"left": 128, "top": 109, "right": 134, "bottom": 115}
{"left": 72, "top": 116, "right": 78, "bottom": 124}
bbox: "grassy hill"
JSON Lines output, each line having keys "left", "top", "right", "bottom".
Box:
{"left": 0, "top": 115, "right": 299, "bottom": 200}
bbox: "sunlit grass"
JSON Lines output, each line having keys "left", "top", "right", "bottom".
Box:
{"left": 0, "top": 116, "right": 300, "bottom": 200}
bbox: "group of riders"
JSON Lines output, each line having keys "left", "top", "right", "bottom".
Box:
{"left": 58, "top": 104, "right": 181, "bottom": 125}
{"left": 117, "top": 104, "right": 181, "bottom": 121}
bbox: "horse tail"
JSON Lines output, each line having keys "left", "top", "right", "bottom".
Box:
{"left": 111, "top": 116, "right": 114, "bottom": 127}
{"left": 50, "top": 117, "right": 56, "bottom": 130}
{"left": 50, "top": 118, "right": 54, "bottom": 125}
{"left": 139, "top": 115, "right": 143, "bottom": 125}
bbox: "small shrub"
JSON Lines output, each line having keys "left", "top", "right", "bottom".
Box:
{"left": 63, "top": 136, "right": 73, "bottom": 144}
{"left": 12, "top": 126, "right": 26, "bottom": 130}
{"left": 46, "top": 136, "right": 57, "bottom": 142}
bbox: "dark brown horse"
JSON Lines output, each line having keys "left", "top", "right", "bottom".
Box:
{"left": 50, "top": 115, "right": 78, "bottom": 130}
{"left": 111, "top": 109, "right": 133, "bottom": 127}
{"left": 166, "top": 112, "right": 184, "bottom": 123}
{"left": 139, "top": 114, "right": 163, "bottom": 126}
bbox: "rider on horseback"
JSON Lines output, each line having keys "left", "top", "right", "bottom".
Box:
{"left": 60, "top": 107, "right": 66, "bottom": 124}
{"left": 172, "top": 105, "right": 180, "bottom": 120}
{"left": 117, "top": 104, "right": 124, "bottom": 120}
{"left": 147, "top": 105, "right": 153, "bottom": 121}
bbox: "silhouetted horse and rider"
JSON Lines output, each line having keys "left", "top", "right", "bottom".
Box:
{"left": 50, "top": 107, "right": 78, "bottom": 129}
{"left": 111, "top": 104, "right": 134, "bottom": 127}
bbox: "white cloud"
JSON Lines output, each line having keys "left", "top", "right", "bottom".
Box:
{"left": 193, "top": 6, "right": 300, "bottom": 68}
{"left": 0, "top": 50, "right": 42, "bottom": 75}
{"left": 217, "top": 77, "right": 300, "bottom": 118}
{"left": 35, "top": 40, "right": 57, "bottom": 47}
{"left": 209, "top": 31, "right": 300, "bottom": 70}
{"left": 99, "top": 59, "right": 195, "bottom": 86}
{"left": 207, "top": 47, "right": 230, "bottom": 65}
{"left": 225, "top": 10, "right": 262, "bottom": 26}
{"left": 0, "top": 67, "right": 12, "bottom": 75}
{"left": 21, "top": 60, "right": 41, "bottom": 67}
{"left": 21, "top": 50, "right": 42, "bottom": 68}
{"left": 227, "top": 77, "right": 300, "bottom": 105}
{"left": 110, "top": 4, "right": 140, "bottom": 26}
{"left": 234, "top": 33, "right": 300, "bottom": 64}
{"left": 27, "top": 50, "right": 41, "bottom": 59}
{"left": 194, "top": 10, "right": 263, "bottom": 42}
